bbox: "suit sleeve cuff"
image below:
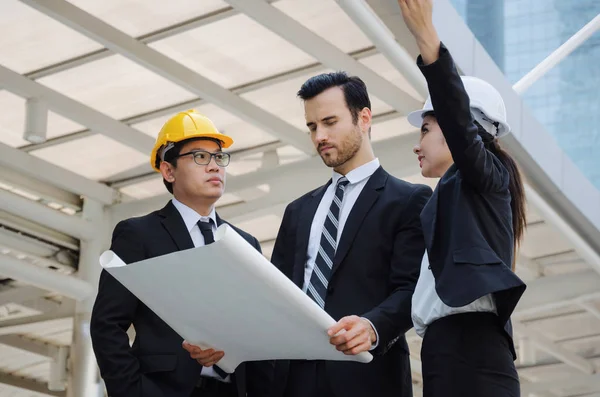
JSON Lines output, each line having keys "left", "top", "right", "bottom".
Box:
{"left": 416, "top": 42, "right": 454, "bottom": 82}
{"left": 362, "top": 317, "right": 379, "bottom": 350}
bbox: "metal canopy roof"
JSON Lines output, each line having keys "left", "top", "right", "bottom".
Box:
{"left": 0, "top": 0, "right": 599, "bottom": 396}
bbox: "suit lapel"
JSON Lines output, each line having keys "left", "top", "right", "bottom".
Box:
{"left": 292, "top": 182, "right": 331, "bottom": 287}
{"left": 422, "top": 164, "right": 456, "bottom": 249}
{"left": 331, "top": 167, "right": 387, "bottom": 276}
{"left": 159, "top": 201, "right": 195, "bottom": 251}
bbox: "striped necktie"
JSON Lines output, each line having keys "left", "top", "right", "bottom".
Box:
{"left": 306, "top": 177, "right": 350, "bottom": 309}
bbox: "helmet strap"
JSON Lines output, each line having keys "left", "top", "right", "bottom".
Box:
{"left": 160, "top": 142, "right": 175, "bottom": 161}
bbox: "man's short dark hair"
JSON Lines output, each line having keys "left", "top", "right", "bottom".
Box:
{"left": 297, "top": 71, "right": 371, "bottom": 125}
{"left": 158, "top": 137, "right": 223, "bottom": 194}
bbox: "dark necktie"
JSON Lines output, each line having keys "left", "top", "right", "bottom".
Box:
{"left": 306, "top": 177, "right": 349, "bottom": 309}
{"left": 196, "top": 218, "right": 228, "bottom": 380}
{"left": 198, "top": 219, "right": 215, "bottom": 245}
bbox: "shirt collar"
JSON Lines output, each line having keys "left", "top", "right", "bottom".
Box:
{"left": 171, "top": 198, "right": 217, "bottom": 233}
{"left": 332, "top": 158, "right": 380, "bottom": 185}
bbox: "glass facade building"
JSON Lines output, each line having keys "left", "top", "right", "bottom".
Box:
{"left": 450, "top": 0, "right": 600, "bottom": 189}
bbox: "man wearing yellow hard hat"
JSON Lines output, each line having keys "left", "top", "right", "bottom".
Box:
{"left": 90, "top": 110, "right": 274, "bottom": 397}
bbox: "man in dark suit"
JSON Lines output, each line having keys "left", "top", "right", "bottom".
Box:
{"left": 90, "top": 110, "right": 273, "bottom": 397}
{"left": 270, "top": 73, "right": 432, "bottom": 397}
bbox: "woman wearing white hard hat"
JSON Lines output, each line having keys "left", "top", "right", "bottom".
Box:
{"left": 398, "top": 1, "right": 526, "bottom": 396}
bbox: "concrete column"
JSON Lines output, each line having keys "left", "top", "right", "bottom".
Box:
{"left": 67, "top": 199, "right": 110, "bottom": 397}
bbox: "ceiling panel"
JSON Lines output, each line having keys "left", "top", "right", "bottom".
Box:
{"left": 0, "top": 1, "right": 102, "bottom": 74}
{"left": 235, "top": 214, "right": 281, "bottom": 243}
{"left": 359, "top": 53, "right": 423, "bottom": 101}
{"left": 37, "top": 54, "right": 197, "bottom": 121}
{"left": 0, "top": 345, "right": 46, "bottom": 374}
{"left": 30, "top": 134, "right": 147, "bottom": 181}
{"left": 0, "top": 91, "right": 28, "bottom": 147}
{"left": 560, "top": 334, "right": 600, "bottom": 358}
{"left": 0, "top": 92, "right": 86, "bottom": 148}
{"left": 12, "top": 361, "right": 49, "bottom": 381}
{"left": 118, "top": 177, "right": 166, "bottom": 200}
{"left": 149, "top": 13, "right": 316, "bottom": 89}
{"left": 525, "top": 311, "right": 600, "bottom": 342}
{"left": 67, "top": 0, "right": 228, "bottom": 37}
{"left": 370, "top": 116, "right": 418, "bottom": 142}
{"left": 0, "top": 383, "right": 53, "bottom": 397}
{"left": 520, "top": 222, "right": 574, "bottom": 258}
{"left": 275, "top": 0, "right": 372, "bottom": 53}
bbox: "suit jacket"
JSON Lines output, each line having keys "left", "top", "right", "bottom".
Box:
{"left": 90, "top": 201, "right": 274, "bottom": 397}
{"left": 271, "top": 167, "right": 432, "bottom": 397}
{"left": 417, "top": 43, "right": 526, "bottom": 357}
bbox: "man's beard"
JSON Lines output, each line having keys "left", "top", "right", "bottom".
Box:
{"left": 319, "top": 129, "right": 362, "bottom": 168}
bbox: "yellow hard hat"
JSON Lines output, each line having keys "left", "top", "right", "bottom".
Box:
{"left": 150, "top": 109, "right": 234, "bottom": 172}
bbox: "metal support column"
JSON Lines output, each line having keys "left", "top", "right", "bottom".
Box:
{"left": 67, "top": 199, "right": 110, "bottom": 397}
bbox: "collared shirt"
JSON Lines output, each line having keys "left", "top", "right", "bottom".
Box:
{"left": 411, "top": 251, "right": 497, "bottom": 337}
{"left": 171, "top": 198, "right": 229, "bottom": 382}
{"left": 172, "top": 197, "right": 217, "bottom": 245}
{"left": 304, "top": 158, "right": 381, "bottom": 348}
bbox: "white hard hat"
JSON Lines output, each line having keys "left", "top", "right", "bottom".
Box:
{"left": 407, "top": 76, "right": 511, "bottom": 138}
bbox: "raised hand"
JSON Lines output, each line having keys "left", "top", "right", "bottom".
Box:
{"left": 397, "top": 0, "right": 440, "bottom": 64}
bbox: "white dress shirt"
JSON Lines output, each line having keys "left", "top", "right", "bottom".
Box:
{"left": 411, "top": 251, "right": 497, "bottom": 337}
{"left": 304, "top": 158, "right": 381, "bottom": 348}
{"left": 171, "top": 198, "right": 230, "bottom": 382}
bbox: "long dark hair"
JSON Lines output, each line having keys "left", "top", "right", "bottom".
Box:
{"left": 478, "top": 124, "right": 526, "bottom": 271}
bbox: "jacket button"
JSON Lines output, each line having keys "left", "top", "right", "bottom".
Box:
{"left": 327, "top": 286, "right": 335, "bottom": 294}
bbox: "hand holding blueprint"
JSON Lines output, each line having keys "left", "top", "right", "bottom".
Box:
{"left": 100, "top": 224, "right": 372, "bottom": 373}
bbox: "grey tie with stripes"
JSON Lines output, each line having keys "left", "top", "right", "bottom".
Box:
{"left": 306, "top": 177, "right": 350, "bottom": 309}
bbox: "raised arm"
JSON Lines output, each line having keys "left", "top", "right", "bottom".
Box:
{"left": 399, "top": 0, "right": 509, "bottom": 192}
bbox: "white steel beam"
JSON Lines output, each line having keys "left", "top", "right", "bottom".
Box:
{"left": 23, "top": 5, "right": 242, "bottom": 80}
{"left": 513, "top": 14, "right": 600, "bottom": 94}
{"left": 578, "top": 300, "right": 600, "bottom": 322}
{"left": 0, "top": 285, "right": 48, "bottom": 306}
{"left": 0, "top": 65, "right": 155, "bottom": 155}
{"left": 0, "top": 308, "right": 74, "bottom": 336}
{"left": 0, "top": 211, "right": 79, "bottom": 252}
{"left": 335, "top": 0, "right": 428, "bottom": 99}
{"left": 0, "top": 166, "right": 80, "bottom": 209}
{"left": 0, "top": 252, "right": 94, "bottom": 301}
{"left": 0, "top": 227, "right": 60, "bottom": 259}
{"left": 22, "top": 2, "right": 281, "bottom": 81}
{"left": 0, "top": 372, "right": 65, "bottom": 397}
{"left": 23, "top": 46, "right": 377, "bottom": 154}
{"left": 223, "top": 0, "right": 423, "bottom": 114}
{"left": 512, "top": 321, "right": 595, "bottom": 375}
{"left": 0, "top": 142, "right": 116, "bottom": 205}
{"left": 0, "top": 241, "right": 76, "bottom": 274}
{"left": 0, "top": 334, "right": 60, "bottom": 358}
{"left": 523, "top": 184, "right": 600, "bottom": 277}
{"left": 514, "top": 270, "right": 600, "bottom": 317}
{"left": 68, "top": 199, "right": 109, "bottom": 397}
{"left": 20, "top": 0, "right": 314, "bottom": 155}
{"left": 0, "top": 190, "right": 94, "bottom": 241}
{"left": 521, "top": 374, "right": 600, "bottom": 394}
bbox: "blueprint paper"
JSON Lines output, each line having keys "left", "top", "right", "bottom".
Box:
{"left": 100, "top": 224, "right": 372, "bottom": 373}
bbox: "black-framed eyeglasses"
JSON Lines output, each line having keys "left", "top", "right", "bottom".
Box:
{"left": 174, "top": 150, "right": 231, "bottom": 167}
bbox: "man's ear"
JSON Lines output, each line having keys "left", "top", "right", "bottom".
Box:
{"left": 359, "top": 107, "right": 372, "bottom": 135}
{"left": 160, "top": 161, "right": 175, "bottom": 183}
